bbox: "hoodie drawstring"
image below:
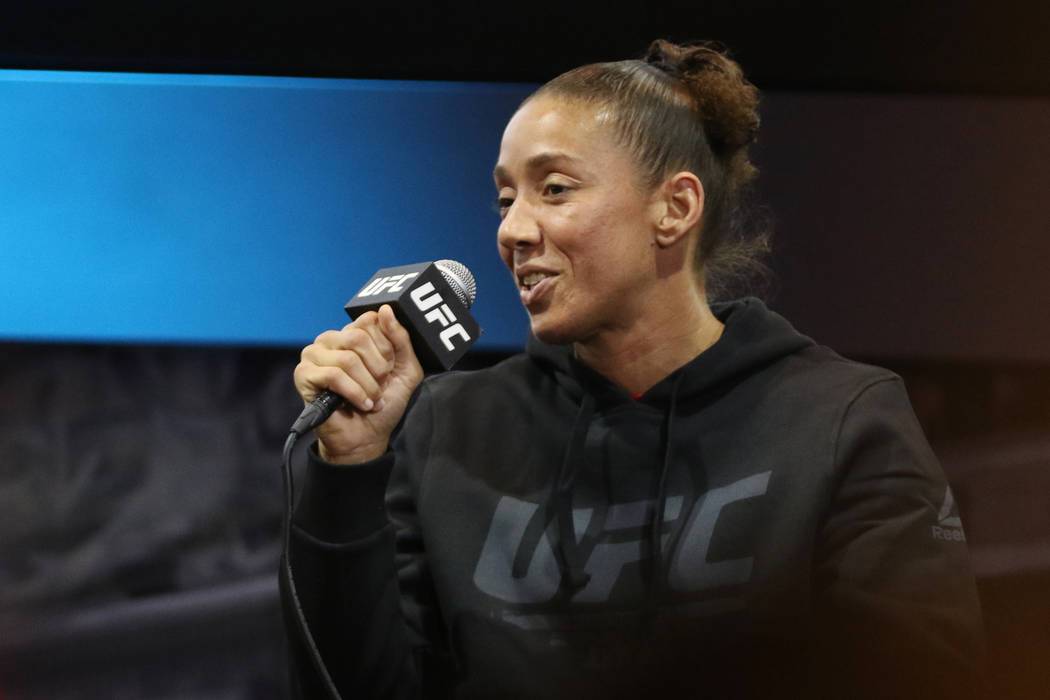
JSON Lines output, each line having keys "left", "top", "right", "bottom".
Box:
{"left": 520, "top": 373, "right": 682, "bottom": 600}
{"left": 649, "top": 371, "right": 683, "bottom": 600}
{"left": 549, "top": 392, "right": 595, "bottom": 592}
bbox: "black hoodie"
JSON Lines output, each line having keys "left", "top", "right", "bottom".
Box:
{"left": 284, "top": 298, "right": 984, "bottom": 700}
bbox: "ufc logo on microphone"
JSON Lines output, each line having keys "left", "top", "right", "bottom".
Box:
{"left": 410, "top": 282, "right": 472, "bottom": 351}
{"left": 357, "top": 273, "right": 420, "bottom": 297}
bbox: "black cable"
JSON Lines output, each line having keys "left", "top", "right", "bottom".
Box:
{"left": 281, "top": 428, "right": 344, "bottom": 700}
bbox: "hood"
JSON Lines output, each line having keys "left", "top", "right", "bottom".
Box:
{"left": 524, "top": 297, "right": 815, "bottom": 405}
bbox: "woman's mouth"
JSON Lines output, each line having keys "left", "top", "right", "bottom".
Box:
{"left": 518, "top": 271, "right": 555, "bottom": 306}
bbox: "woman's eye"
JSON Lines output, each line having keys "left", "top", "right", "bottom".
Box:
{"left": 495, "top": 197, "right": 514, "bottom": 214}
{"left": 544, "top": 183, "right": 569, "bottom": 197}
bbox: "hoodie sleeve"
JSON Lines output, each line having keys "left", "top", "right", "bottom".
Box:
{"left": 284, "top": 382, "right": 448, "bottom": 700}
{"left": 812, "top": 376, "right": 985, "bottom": 700}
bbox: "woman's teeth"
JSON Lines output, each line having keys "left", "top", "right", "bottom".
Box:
{"left": 521, "top": 272, "right": 549, "bottom": 289}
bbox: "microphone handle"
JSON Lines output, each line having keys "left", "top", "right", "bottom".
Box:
{"left": 290, "top": 390, "right": 346, "bottom": 436}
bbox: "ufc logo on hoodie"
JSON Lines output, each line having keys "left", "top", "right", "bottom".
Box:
{"left": 472, "top": 471, "right": 771, "bottom": 604}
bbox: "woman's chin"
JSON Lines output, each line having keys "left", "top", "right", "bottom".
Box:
{"left": 529, "top": 315, "right": 579, "bottom": 346}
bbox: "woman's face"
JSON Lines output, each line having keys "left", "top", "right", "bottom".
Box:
{"left": 494, "top": 96, "right": 663, "bottom": 345}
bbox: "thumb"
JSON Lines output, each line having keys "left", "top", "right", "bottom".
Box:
{"left": 379, "top": 304, "right": 420, "bottom": 373}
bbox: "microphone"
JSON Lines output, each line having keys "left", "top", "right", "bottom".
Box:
{"left": 290, "top": 260, "right": 480, "bottom": 435}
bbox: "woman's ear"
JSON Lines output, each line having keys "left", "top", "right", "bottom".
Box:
{"left": 654, "top": 172, "right": 704, "bottom": 248}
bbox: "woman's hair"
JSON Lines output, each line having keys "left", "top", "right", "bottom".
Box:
{"left": 529, "top": 39, "right": 771, "bottom": 300}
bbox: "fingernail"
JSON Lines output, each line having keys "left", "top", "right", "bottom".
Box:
{"left": 373, "top": 398, "right": 385, "bottom": 412}
{"left": 363, "top": 398, "right": 374, "bottom": 411}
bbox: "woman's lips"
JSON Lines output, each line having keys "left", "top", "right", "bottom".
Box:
{"left": 519, "top": 273, "right": 555, "bottom": 307}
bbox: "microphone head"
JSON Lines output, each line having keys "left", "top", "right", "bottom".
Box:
{"left": 435, "top": 259, "right": 477, "bottom": 309}
{"left": 345, "top": 260, "right": 481, "bottom": 371}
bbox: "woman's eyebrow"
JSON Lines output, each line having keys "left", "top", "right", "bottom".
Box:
{"left": 493, "top": 152, "right": 580, "bottom": 182}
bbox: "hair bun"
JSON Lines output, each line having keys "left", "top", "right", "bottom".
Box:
{"left": 645, "top": 39, "right": 760, "bottom": 153}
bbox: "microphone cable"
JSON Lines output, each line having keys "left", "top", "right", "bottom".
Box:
{"left": 280, "top": 425, "right": 344, "bottom": 700}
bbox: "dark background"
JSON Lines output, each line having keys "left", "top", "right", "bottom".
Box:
{"left": 1, "top": 2, "right": 1048, "bottom": 699}
{"left": 2, "top": 1, "right": 1049, "bottom": 94}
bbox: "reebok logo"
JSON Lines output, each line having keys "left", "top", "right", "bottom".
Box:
{"left": 931, "top": 485, "right": 966, "bottom": 542}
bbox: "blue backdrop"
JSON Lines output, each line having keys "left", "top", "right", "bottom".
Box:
{"left": 0, "top": 70, "right": 535, "bottom": 349}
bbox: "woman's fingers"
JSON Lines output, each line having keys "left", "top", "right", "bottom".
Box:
{"left": 296, "top": 311, "right": 397, "bottom": 412}
{"left": 303, "top": 347, "right": 382, "bottom": 411}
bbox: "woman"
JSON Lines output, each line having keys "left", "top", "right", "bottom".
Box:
{"left": 285, "top": 40, "right": 984, "bottom": 699}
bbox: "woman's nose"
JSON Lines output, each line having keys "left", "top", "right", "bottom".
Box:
{"left": 497, "top": 199, "right": 541, "bottom": 251}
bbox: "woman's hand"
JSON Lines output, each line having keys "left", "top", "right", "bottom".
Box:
{"left": 293, "top": 304, "right": 424, "bottom": 464}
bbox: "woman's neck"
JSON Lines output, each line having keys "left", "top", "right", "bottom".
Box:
{"left": 573, "top": 292, "right": 724, "bottom": 396}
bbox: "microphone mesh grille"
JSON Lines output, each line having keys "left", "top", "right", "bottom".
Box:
{"left": 435, "top": 259, "right": 477, "bottom": 309}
